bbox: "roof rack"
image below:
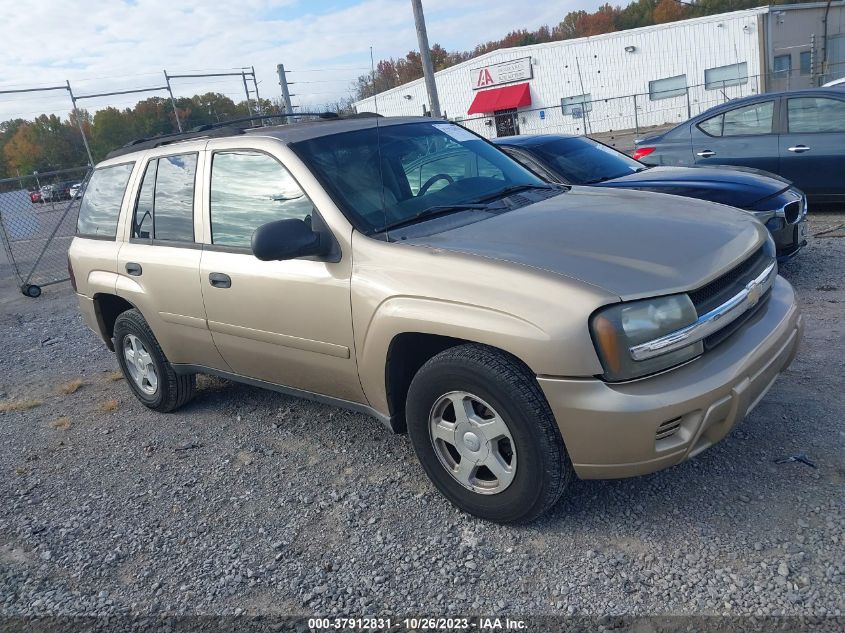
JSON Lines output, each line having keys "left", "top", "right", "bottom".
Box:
{"left": 105, "top": 111, "right": 380, "bottom": 160}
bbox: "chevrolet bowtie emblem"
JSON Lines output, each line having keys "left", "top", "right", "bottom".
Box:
{"left": 747, "top": 282, "right": 762, "bottom": 306}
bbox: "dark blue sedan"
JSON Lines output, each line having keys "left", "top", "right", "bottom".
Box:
{"left": 493, "top": 134, "right": 807, "bottom": 260}
{"left": 633, "top": 87, "right": 845, "bottom": 206}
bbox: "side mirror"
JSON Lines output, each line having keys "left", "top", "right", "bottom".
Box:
{"left": 251, "top": 218, "right": 327, "bottom": 261}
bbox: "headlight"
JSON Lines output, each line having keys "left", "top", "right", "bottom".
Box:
{"left": 590, "top": 294, "right": 702, "bottom": 381}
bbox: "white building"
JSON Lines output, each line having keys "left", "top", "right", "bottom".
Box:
{"left": 355, "top": 3, "right": 845, "bottom": 139}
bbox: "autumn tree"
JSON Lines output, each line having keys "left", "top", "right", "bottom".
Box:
{"left": 653, "top": 0, "right": 688, "bottom": 24}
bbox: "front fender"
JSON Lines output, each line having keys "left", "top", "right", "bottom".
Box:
{"left": 356, "top": 295, "right": 601, "bottom": 416}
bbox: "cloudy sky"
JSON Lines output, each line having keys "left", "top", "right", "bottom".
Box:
{"left": 1, "top": 0, "right": 604, "bottom": 121}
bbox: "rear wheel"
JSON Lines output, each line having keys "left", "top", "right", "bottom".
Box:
{"left": 113, "top": 309, "right": 195, "bottom": 412}
{"left": 406, "top": 344, "right": 572, "bottom": 523}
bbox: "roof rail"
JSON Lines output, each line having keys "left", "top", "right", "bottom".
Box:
{"left": 104, "top": 111, "right": 377, "bottom": 160}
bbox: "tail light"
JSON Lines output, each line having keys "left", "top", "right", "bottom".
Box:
{"left": 68, "top": 255, "right": 77, "bottom": 292}
{"left": 632, "top": 147, "right": 656, "bottom": 161}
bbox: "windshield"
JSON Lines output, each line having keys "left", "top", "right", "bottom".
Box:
{"left": 290, "top": 121, "right": 547, "bottom": 234}
{"left": 532, "top": 137, "right": 644, "bottom": 185}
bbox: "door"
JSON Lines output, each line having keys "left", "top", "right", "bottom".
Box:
{"left": 779, "top": 95, "right": 845, "bottom": 199}
{"left": 198, "top": 147, "right": 364, "bottom": 403}
{"left": 691, "top": 100, "right": 780, "bottom": 174}
{"left": 117, "top": 150, "right": 228, "bottom": 370}
{"left": 494, "top": 108, "right": 518, "bottom": 137}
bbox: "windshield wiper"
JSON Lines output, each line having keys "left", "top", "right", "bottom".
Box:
{"left": 373, "top": 203, "right": 492, "bottom": 234}
{"left": 472, "top": 183, "right": 556, "bottom": 203}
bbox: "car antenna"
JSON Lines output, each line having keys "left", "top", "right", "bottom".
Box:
{"left": 371, "top": 46, "right": 389, "bottom": 242}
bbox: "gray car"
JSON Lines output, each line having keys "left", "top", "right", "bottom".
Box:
{"left": 634, "top": 88, "right": 845, "bottom": 206}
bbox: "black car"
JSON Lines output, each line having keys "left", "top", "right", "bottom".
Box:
{"left": 494, "top": 134, "right": 807, "bottom": 261}
{"left": 633, "top": 87, "right": 845, "bottom": 206}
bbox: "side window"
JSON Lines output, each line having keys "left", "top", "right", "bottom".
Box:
{"left": 131, "top": 153, "right": 197, "bottom": 243}
{"left": 132, "top": 161, "right": 156, "bottom": 239}
{"left": 788, "top": 98, "right": 845, "bottom": 133}
{"left": 77, "top": 163, "right": 134, "bottom": 238}
{"left": 153, "top": 154, "right": 197, "bottom": 241}
{"left": 698, "top": 114, "right": 723, "bottom": 137}
{"left": 210, "top": 151, "right": 314, "bottom": 248}
{"left": 722, "top": 101, "right": 774, "bottom": 136}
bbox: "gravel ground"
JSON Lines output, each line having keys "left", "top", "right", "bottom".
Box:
{"left": 0, "top": 213, "right": 843, "bottom": 623}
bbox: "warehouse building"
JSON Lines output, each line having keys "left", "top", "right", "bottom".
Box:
{"left": 355, "top": 3, "right": 845, "bottom": 138}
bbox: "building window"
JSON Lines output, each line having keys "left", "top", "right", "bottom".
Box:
{"left": 774, "top": 55, "right": 792, "bottom": 75}
{"left": 648, "top": 75, "right": 687, "bottom": 101}
{"left": 704, "top": 62, "right": 749, "bottom": 90}
{"left": 799, "top": 51, "right": 812, "bottom": 76}
{"left": 561, "top": 93, "right": 593, "bottom": 117}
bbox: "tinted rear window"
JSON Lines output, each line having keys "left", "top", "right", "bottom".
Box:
{"left": 77, "top": 163, "right": 134, "bottom": 238}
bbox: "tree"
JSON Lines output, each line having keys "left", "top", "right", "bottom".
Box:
{"left": 653, "top": 0, "right": 688, "bottom": 24}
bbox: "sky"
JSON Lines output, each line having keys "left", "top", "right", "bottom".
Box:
{"left": 0, "top": 0, "right": 605, "bottom": 121}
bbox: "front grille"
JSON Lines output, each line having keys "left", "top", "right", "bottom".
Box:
{"left": 783, "top": 201, "right": 801, "bottom": 225}
{"left": 688, "top": 246, "right": 769, "bottom": 315}
{"left": 703, "top": 288, "right": 770, "bottom": 350}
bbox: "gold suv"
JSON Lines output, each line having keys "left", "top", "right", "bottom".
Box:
{"left": 69, "top": 116, "right": 802, "bottom": 522}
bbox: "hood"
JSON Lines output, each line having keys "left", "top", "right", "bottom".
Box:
{"left": 598, "top": 166, "right": 790, "bottom": 208}
{"left": 406, "top": 187, "right": 767, "bottom": 301}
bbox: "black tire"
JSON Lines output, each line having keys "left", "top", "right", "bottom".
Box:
{"left": 406, "top": 343, "right": 573, "bottom": 523}
{"left": 113, "top": 309, "right": 195, "bottom": 413}
{"left": 21, "top": 284, "right": 41, "bottom": 298}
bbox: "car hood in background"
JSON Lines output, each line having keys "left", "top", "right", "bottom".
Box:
{"left": 598, "top": 166, "right": 790, "bottom": 208}
{"left": 406, "top": 187, "right": 766, "bottom": 301}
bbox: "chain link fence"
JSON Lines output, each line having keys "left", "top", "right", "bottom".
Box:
{"left": 0, "top": 166, "right": 91, "bottom": 297}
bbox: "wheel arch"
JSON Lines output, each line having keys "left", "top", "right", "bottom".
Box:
{"left": 92, "top": 293, "right": 136, "bottom": 351}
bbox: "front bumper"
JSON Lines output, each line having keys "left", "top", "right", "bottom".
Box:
{"left": 538, "top": 276, "right": 802, "bottom": 479}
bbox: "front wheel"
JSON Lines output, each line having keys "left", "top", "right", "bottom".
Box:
{"left": 113, "top": 309, "right": 195, "bottom": 412}
{"left": 406, "top": 344, "right": 572, "bottom": 523}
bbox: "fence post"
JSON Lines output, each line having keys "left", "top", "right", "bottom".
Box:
{"left": 163, "top": 71, "right": 184, "bottom": 133}
{"left": 65, "top": 81, "right": 94, "bottom": 166}
{"left": 633, "top": 94, "right": 639, "bottom": 136}
{"left": 686, "top": 87, "right": 692, "bottom": 119}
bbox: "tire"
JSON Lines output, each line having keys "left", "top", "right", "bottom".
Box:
{"left": 406, "top": 343, "right": 573, "bottom": 523}
{"left": 113, "top": 309, "right": 195, "bottom": 413}
{"left": 21, "top": 284, "right": 41, "bottom": 298}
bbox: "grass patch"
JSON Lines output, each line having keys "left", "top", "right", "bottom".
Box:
{"left": 99, "top": 399, "right": 119, "bottom": 413}
{"left": 49, "top": 417, "right": 72, "bottom": 430}
{"left": 106, "top": 371, "right": 124, "bottom": 382}
{"left": 0, "top": 399, "right": 43, "bottom": 413}
{"left": 59, "top": 379, "right": 84, "bottom": 395}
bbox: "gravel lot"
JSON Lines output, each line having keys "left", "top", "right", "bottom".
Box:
{"left": 0, "top": 212, "right": 843, "bottom": 623}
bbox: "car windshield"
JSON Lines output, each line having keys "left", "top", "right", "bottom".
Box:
{"left": 531, "top": 137, "right": 644, "bottom": 185}
{"left": 290, "top": 121, "right": 548, "bottom": 235}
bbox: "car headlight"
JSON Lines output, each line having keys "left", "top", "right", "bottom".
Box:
{"left": 590, "top": 294, "right": 702, "bottom": 382}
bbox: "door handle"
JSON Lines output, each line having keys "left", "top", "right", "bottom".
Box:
{"left": 696, "top": 150, "right": 716, "bottom": 158}
{"left": 787, "top": 145, "right": 811, "bottom": 153}
{"left": 208, "top": 272, "right": 231, "bottom": 289}
{"left": 125, "top": 262, "right": 142, "bottom": 276}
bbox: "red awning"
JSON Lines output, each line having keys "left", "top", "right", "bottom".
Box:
{"left": 467, "top": 83, "right": 531, "bottom": 115}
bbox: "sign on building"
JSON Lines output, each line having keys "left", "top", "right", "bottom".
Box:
{"left": 470, "top": 57, "right": 532, "bottom": 90}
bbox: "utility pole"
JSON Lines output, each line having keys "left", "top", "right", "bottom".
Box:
{"left": 411, "top": 0, "right": 441, "bottom": 117}
{"left": 277, "top": 64, "right": 294, "bottom": 116}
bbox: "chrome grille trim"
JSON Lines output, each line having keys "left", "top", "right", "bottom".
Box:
{"left": 629, "top": 260, "right": 777, "bottom": 362}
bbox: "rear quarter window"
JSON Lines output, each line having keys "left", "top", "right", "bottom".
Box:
{"left": 77, "top": 163, "right": 135, "bottom": 238}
